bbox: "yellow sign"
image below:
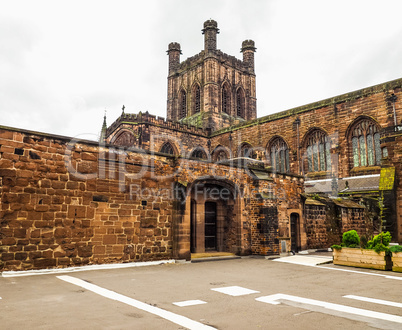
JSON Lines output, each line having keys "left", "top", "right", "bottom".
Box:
{"left": 379, "top": 167, "right": 395, "bottom": 191}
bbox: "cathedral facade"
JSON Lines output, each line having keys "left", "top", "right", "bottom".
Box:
{"left": 0, "top": 20, "right": 401, "bottom": 271}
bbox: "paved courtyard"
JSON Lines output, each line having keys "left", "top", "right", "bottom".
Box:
{"left": 1, "top": 256, "right": 402, "bottom": 329}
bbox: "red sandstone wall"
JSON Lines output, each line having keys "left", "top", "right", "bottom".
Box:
{"left": 211, "top": 85, "right": 402, "bottom": 179}
{"left": 0, "top": 127, "right": 305, "bottom": 271}
{"left": 0, "top": 129, "right": 175, "bottom": 271}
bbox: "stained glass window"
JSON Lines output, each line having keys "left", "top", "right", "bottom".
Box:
{"left": 305, "top": 130, "right": 331, "bottom": 173}
{"left": 374, "top": 133, "right": 381, "bottom": 163}
{"left": 269, "top": 137, "right": 290, "bottom": 173}
{"left": 351, "top": 119, "right": 381, "bottom": 167}
{"left": 307, "top": 146, "right": 312, "bottom": 172}
{"left": 352, "top": 137, "right": 359, "bottom": 167}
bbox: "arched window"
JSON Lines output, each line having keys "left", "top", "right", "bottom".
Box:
{"left": 212, "top": 146, "right": 229, "bottom": 162}
{"left": 351, "top": 119, "right": 381, "bottom": 167}
{"left": 193, "top": 84, "right": 201, "bottom": 114}
{"left": 160, "top": 142, "right": 175, "bottom": 155}
{"left": 236, "top": 88, "right": 245, "bottom": 118}
{"left": 305, "top": 130, "right": 331, "bottom": 172}
{"left": 180, "top": 90, "right": 187, "bottom": 119}
{"left": 190, "top": 147, "right": 207, "bottom": 160}
{"left": 113, "top": 130, "right": 136, "bottom": 147}
{"left": 222, "top": 83, "right": 231, "bottom": 114}
{"left": 239, "top": 143, "right": 255, "bottom": 158}
{"left": 269, "top": 137, "right": 290, "bottom": 173}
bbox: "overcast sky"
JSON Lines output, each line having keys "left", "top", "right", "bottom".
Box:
{"left": 3, "top": 0, "right": 402, "bottom": 141}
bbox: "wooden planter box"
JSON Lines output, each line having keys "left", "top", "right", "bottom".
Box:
{"left": 392, "top": 251, "right": 402, "bottom": 272}
{"left": 333, "top": 247, "right": 392, "bottom": 271}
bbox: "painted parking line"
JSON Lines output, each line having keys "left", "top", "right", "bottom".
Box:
{"left": 344, "top": 295, "right": 402, "bottom": 308}
{"left": 57, "top": 275, "right": 215, "bottom": 330}
{"left": 315, "top": 265, "right": 402, "bottom": 281}
{"left": 173, "top": 300, "right": 207, "bottom": 307}
{"left": 211, "top": 286, "right": 260, "bottom": 296}
{"left": 256, "top": 294, "right": 402, "bottom": 325}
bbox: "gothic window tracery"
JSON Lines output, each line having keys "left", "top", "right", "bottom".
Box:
{"left": 236, "top": 88, "right": 245, "bottom": 118}
{"left": 305, "top": 130, "right": 331, "bottom": 172}
{"left": 193, "top": 84, "right": 201, "bottom": 114}
{"left": 180, "top": 90, "right": 187, "bottom": 119}
{"left": 160, "top": 142, "right": 175, "bottom": 155}
{"left": 351, "top": 119, "right": 381, "bottom": 167}
{"left": 222, "top": 83, "right": 231, "bottom": 114}
{"left": 239, "top": 142, "right": 255, "bottom": 158}
{"left": 190, "top": 147, "right": 207, "bottom": 160}
{"left": 113, "top": 131, "right": 136, "bottom": 147}
{"left": 269, "top": 137, "right": 290, "bottom": 173}
{"left": 212, "top": 146, "right": 229, "bottom": 162}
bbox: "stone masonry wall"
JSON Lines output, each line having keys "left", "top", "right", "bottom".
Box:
{"left": 0, "top": 128, "right": 175, "bottom": 271}
{"left": 211, "top": 81, "right": 402, "bottom": 180}
{"left": 0, "top": 127, "right": 305, "bottom": 270}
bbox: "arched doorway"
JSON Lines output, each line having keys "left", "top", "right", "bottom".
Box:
{"left": 188, "top": 179, "right": 240, "bottom": 254}
{"left": 290, "top": 213, "right": 300, "bottom": 252}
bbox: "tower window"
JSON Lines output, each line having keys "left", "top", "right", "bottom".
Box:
{"left": 194, "top": 85, "right": 201, "bottom": 114}
{"left": 236, "top": 89, "right": 245, "bottom": 118}
{"left": 222, "top": 84, "right": 230, "bottom": 114}
{"left": 180, "top": 90, "right": 187, "bottom": 119}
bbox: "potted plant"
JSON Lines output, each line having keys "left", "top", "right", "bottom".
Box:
{"left": 390, "top": 245, "right": 402, "bottom": 272}
{"left": 332, "top": 230, "right": 392, "bottom": 271}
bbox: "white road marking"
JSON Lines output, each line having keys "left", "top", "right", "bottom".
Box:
{"left": 273, "top": 255, "right": 332, "bottom": 266}
{"left": 344, "top": 295, "right": 402, "bottom": 308}
{"left": 57, "top": 275, "right": 215, "bottom": 330}
{"left": 315, "top": 265, "right": 402, "bottom": 280}
{"left": 279, "top": 260, "right": 402, "bottom": 281}
{"left": 256, "top": 294, "right": 402, "bottom": 324}
{"left": 173, "top": 300, "right": 207, "bottom": 307}
{"left": 211, "top": 286, "right": 260, "bottom": 296}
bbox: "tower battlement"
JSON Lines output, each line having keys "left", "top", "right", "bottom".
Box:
{"left": 167, "top": 20, "right": 257, "bottom": 131}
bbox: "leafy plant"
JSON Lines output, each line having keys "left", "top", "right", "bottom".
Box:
{"left": 367, "top": 231, "right": 392, "bottom": 249}
{"left": 331, "top": 244, "right": 342, "bottom": 250}
{"left": 389, "top": 245, "right": 402, "bottom": 253}
{"left": 341, "top": 230, "right": 360, "bottom": 247}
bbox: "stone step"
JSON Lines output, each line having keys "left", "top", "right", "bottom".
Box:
{"left": 191, "top": 252, "right": 241, "bottom": 263}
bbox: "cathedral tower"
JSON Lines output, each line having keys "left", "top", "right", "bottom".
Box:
{"left": 166, "top": 20, "right": 257, "bottom": 132}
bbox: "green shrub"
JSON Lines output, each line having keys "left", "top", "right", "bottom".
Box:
{"left": 342, "top": 230, "right": 360, "bottom": 247}
{"left": 331, "top": 244, "right": 342, "bottom": 250}
{"left": 389, "top": 245, "right": 402, "bottom": 253}
{"left": 367, "top": 232, "right": 392, "bottom": 249}
{"left": 373, "top": 243, "right": 389, "bottom": 254}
